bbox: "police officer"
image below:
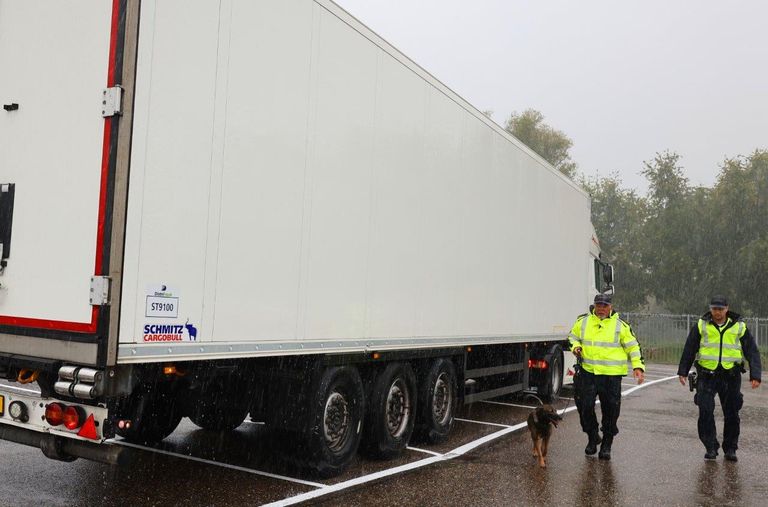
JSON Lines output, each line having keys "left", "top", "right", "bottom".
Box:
{"left": 569, "top": 293, "right": 645, "bottom": 460}
{"left": 677, "top": 295, "right": 762, "bottom": 461}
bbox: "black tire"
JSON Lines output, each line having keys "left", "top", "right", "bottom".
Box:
{"left": 116, "top": 382, "right": 183, "bottom": 445}
{"left": 415, "top": 358, "right": 457, "bottom": 444}
{"left": 304, "top": 366, "right": 365, "bottom": 478}
{"left": 363, "top": 362, "right": 417, "bottom": 459}
{"left": 188, "top": 375, "right": 251, "bottom": 431}
{"left": 540, "top": 347, "right": 564, "bottom": 402}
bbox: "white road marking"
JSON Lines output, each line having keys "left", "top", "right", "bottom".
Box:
{"left": 643, "top": 372, "right": 676, "bottom": 378}
{"left": 111, "top": 440, "right": 325, "bottom": 489}
{"left": 454, "top": 417, "right": 512, "bottom": 428}
{"left": 622, "top": 375, "right": 678, "bottom": 396}
{"left": 406, "top": 446, "right": 443, "bottom": 457}
{"left": 266, "top": 373, "right": 678, "bottom": 506}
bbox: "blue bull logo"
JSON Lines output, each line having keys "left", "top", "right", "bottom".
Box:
{"left": 185, "top": 320, "right": 198, "bottom": 341}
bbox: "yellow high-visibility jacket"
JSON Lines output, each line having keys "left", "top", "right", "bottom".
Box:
{"left": 696, "top": 317, "right": 745, "bottom": 371}
{"left": 569, "top": 310, "right": 645, "bottom": 375}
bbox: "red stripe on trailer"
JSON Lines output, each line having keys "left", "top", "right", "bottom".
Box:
{"left": 0, "top": 0, "right": 120, "bottom": 334}
{"left": 94, "top": 0, "right": 121, "bottom": 277}
{"left": 0, "top": 316, "right": 97, "bottom": 333}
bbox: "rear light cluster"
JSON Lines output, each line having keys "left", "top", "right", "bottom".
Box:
{"left": 528, "top": 359, "right": 549, "bottom": 369}
{"left": 45, "top": 402, "right": 84, "bottom": 429}
{"left": 44, "top": 402, "right": 99, "bottom": 439}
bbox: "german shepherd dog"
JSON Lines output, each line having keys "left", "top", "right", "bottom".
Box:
{"left": 527, "top": 404, "right": 563, "bottom": 468}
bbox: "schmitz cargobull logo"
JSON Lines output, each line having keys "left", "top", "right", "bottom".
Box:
{"left": 143, "top": 320, "right": 198, "bottom": 342}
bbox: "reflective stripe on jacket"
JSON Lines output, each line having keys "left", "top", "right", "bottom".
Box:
{"left": 696, "top": 317, "right": 745, "bottom": 371}
{"left": 569, "top": 310, "right": 645, "bottom": 376}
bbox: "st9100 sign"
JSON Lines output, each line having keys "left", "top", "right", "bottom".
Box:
{"left": 145, "top": 296, "right": 179, "bottom": 318}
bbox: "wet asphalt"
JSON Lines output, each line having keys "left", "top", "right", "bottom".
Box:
{"left": 0, "top": 365, "right": 765, "bottom": 506}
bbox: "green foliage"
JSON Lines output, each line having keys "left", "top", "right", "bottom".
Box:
{"left": 641, "top": 151, "right": 690, "bottom": 209}
{"left": 588, "top": 149, "right": 768, "bottom": 316}
{"left": 581, "top": 173, "right": 649, "bottom": 310}
{"left": 709, "top": 151, "right": 768, "bottom": 315}
{"left": 502, "top": 109, "right": 767, "bottom": 315}
{"left": 504, "top": 109, "right": 578, "bottom": 178}
{"left": 639, "top": 152, "right": 704, "bottom": 313}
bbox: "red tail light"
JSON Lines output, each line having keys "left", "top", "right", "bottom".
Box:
{"left": 528, "top": 359, "right": 548, "bottom": 369}
{"left": 63, "top": 406, "right": 86, "bottom": 430}
{"left": 45, "top": 402, "right": 65, "bottom": 426}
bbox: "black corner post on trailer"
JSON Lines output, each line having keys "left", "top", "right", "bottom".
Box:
{"left": 0, "top": 183, "right": 16, "bottom": 275}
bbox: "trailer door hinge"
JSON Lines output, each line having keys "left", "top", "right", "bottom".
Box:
{"left": 90, "top": 276, "right": 111, "bottom": 306}
{"left": 101, "top": 86, "right": 122, "bottom": 117}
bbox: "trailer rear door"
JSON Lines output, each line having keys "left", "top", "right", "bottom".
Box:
{"left": 0, "top": 1, "right": 122, "bottom": 364}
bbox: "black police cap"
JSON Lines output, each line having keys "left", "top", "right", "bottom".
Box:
{"left": 709, "top": 295, "right": 728, "bottom": 307}
{"left": 594, "top": 294, "right": 612, "bottom": 305}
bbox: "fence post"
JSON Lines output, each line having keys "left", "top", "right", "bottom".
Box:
{"left": 686, "top": 314, "right": 690, "bottom": 331}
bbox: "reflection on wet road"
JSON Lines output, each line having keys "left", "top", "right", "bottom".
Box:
{"left": 1, "top": 365, "right": 766, "bottom": 506}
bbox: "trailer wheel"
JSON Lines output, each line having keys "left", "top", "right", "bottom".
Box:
{"left": 415, "top": 358, "right": 456, "bottom": 444}
{"left": 189, "top": 375, "right": 250, "bottom": 431}
{"left": 304, "top": 366, "right": 364, "bottom": 478}
{"left": 540, "top": 347, "right": 564, "bottom": 402}
{"left": 363, "top": 362, "right": 417, "bottom": 459}
{"left": 116, "top": 382, "right": 182, "bottom": 445}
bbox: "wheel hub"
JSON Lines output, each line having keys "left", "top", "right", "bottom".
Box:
{"left": 432, "top": 372, "right": 452, "bottom": 425}
{"left": 323, "top": 391, "right": 350, "bottom": 452}
{"left": 386, "top": 379, "right": 411, "bottom": 438}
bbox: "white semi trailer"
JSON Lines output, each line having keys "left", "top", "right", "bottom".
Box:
{"left": 0, "top": 0, "right": 613, "bottom": 476}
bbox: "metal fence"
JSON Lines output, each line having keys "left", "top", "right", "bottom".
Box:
{"left": 622, "top": 313, "right": 768, "bottom": 366}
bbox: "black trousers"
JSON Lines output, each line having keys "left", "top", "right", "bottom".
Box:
{"left": 695, "top": 369, "right": 743, "bottom": 452}
{"left": 574, "top": 368, "right": 622, "bottom": 438}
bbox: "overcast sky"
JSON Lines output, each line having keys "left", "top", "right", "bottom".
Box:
{"left": 335, "top": 0, "right": 768, "bottom": 193}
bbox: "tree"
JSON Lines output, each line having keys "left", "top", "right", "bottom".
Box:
{"left": 500, "top": 108, "right": 767, "bottom": 314}
{"left": 618, "top": 149, "right": 768, "bottom": 316}
{"left": 640, "top": 151, "right": 690, "bottom": 210}
{"left": 582, "top": 145, "right": 768, "bottom": 316}
{"left": 504, "top": 109, "right": 578, "bottom": 178}
{"left": 581, "top": 173, "right": 649, "bottom": 310}
{"left": 708, "top": 150, "right": 768, "bottom": 315}
{"left": 637, "top": 151, "right": 706, "bottom": 313}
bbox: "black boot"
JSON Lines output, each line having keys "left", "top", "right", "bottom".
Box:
{"left": 598, "top": 436, "right": 613, "bottom": 460}
{"left": 585, "top": 432, "right": 602, "bottom": 456}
